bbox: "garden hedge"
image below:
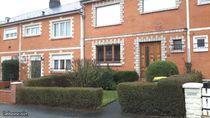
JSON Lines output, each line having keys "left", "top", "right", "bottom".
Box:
{"left": 2, "top": 60, "right": 19, "bottom": 81}
{"left": 113, "top": 71, "right": 139, "bottom": 84}
{"left": 117, "top": 78, "right": 186, "bottom": 117}
{"left": 16, "top": 87, "right": 103, "bottom": 109}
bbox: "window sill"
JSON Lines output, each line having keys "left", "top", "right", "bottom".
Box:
{"left": 197, "top": 1, "right": 210, "bottom": 5}
{"left": 51, "top": 70, "right": 71, "bottom": 73}
{"left": 50, "top": 36, "right": 73, "bottom": 40}
{"left": 140, "top": 7, "right": 178, "bottom": 15}
{"left": 23, "top": 34, "right": 41, "bottom": 38}
{"left": 171, "top": 50, "right": 184, "bottom": 53}
{"left": 97, "top": 63, "right": 123, "bottom": 67}
{"left": 3, "top": 38, "right": 17, "bottom": 41}
{"left": 193, "top": 48, "right": 208, "bottom": 52}
{"left": 95, "top": 23, "right": 122, "bottom": 28}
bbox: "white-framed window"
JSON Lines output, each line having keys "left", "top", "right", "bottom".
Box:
{"left": 51, "top": 54, "right": 72, "bottom": 72}
{"left": 23, "top": 24, "right": 41, "bottom": 37}
{"left": 4, "top": 28, "right": 17, "bottom": 40}
{"left": 142, "top": 0, "right": 177, "bottom": 13}
{"left": 51, "top": 19, "right": 72, "bottom": 39}
{"left": 96, "top": 3, "right": 121, "bottom": 27}
{"left": 170, "top": 37, "right": 185, "bottom": 53}
{"left": 193, "top": 35, "right": 208, "bottom": 52}
{"left": 198, "top": 0, "right": 210, "bottom": 5}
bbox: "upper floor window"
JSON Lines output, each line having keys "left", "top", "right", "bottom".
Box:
{"left": 23, "top": 24, "right": 41, "bottom": 37}
{"left": 96, "top": 3, "right": 121, "bottom": 27}
{"left": 51, "top": 19, "right": 72, "bottom": 39}
{"left": 142, "top": 0, "right": 177, "bottom": 13}
{"left": 198, "top": 0, "right": 210, "bottom": 5}
{"left": 193, "top": 35, "right": 208, "bottom": 52}
{"left": 4, "top": 28, "right": 17, "bottom": 40}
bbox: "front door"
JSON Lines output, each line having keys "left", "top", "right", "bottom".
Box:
{"left": 30, "top": 56, "right": 41, "bottom": 79}
{"left": 140, "top": 42, "right": 161, "bottom": 78}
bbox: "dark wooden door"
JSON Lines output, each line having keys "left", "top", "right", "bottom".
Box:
{"left": 30, "top": 60, "right": 41, "bottom": 79}
{"left": 140, "top": 42, "right": 161, "bottom": 78}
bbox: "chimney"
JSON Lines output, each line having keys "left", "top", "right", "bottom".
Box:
{"left": 49, "top": 0, "right": 61, "bottom": 8}
{"left": 5, "top": 17, "right": 11, "bottom": 23}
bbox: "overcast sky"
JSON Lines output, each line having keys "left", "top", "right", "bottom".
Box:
{"left": 0, "top": 0, "right": 79, "bottom": 21}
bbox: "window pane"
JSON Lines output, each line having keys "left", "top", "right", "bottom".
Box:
{"left": 54, "top": 60, "right": 59, "bottom": 69}
{"left": 114, "top": 45, "right": 120, "bottom": 62}
{"left": 53, "top": 23, "right": 59, "bottom": 37}
{"left": 197, "top": 39, "right": 205, "bottom": 48}
{"left": 173, "top": 39, "right": 182, "bottom": 50}
{"left": 96, "top": 4, "right": 121, "bottom": 26}
{"left": 60, "top": 22, "right": 65, "bottom": 36}
{"left": 66, "top": 21, "right": 71, "bottom": 36}
{"left": 105, "top": 45, "right": 112, "bottom": 62}
{"left": 97, "top": 46, "right": 104, "bottom": 63}
{"left": 66, "top": 60, "right": 71, "bottom": 70}
{"left": 60, "top": 60, "right": 65, "bottom": 69}
{"left": 143, "top": 0, "right": 176, "bottom": 12}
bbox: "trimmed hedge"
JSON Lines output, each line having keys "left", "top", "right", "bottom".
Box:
{"left": 114, "top": 71, "right": 139, "bottom": 84}
{"left": 16, "top": 87, "right": 103, "bottom": 109}
{"left": 2, "top": 60, "right": 19, "bottom": 81}
{"left": 24, "top": 75, "right": 72, "bottom": 87}
{"left": 117, "top": 78, "right": 186, "bottom": 116}
{"left": 146, "top": 61, "right": 179, "bottom": 82}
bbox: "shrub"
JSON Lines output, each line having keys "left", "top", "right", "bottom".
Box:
{"left": 16, "top": 87, "right": 103, "bottom": 109}
{"left": 25, "top": 74, "right": 71, "bottom": 87}
{"left": 94, "top": 68, "right": 116, "bottom": 90}
{"left": 2, "top": 60, "right": 19, "bottom": 81}
{"left": 113, "top": 71, "right": 139, "bottom": 84}
{"left": 117, "top": 78, "right": 186, "bottom": 116}
{"left": 186, "top": 70, "right": 203, "bottom": 83}
{"left": 145, "top": 61, "right": 179, "bottom": 82}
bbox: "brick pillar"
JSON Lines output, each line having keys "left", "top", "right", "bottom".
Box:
{"left": 11, "top": 82, "right": 23, "bottom": 104}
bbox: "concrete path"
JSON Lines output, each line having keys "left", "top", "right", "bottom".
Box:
{"left": 0, "top": 102, "right": 141, "bottom": 118}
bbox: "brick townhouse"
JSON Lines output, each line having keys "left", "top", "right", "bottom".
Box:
{"left": 0, "top": 0, "right": 210, "bottom": 80}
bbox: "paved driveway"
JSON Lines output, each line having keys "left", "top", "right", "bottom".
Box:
{"left": 0, "top": 102, "right": 141, "bottom": 118}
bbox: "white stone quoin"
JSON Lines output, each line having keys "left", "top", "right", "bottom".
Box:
{"left": 183, "top": 83, "right": 203, "bottom": 118}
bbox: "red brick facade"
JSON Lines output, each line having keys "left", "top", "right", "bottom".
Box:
{"left": 0, "top": 0, "right": 210, "bottom": 79}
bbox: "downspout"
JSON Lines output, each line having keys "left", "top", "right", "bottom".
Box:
{"left": 80, "top": 3, "right": 85, "bottom": 60}
{"left": 186, "top": 0, "right": 191, "bottom": 63}
{"left": 18, "top": 24, "right": 22, "bottom": 80}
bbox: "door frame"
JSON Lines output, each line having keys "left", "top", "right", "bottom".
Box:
{"left": 134, "top": 36, "right": 167, "bottom": 77}
{"left": 28, "top": 54, "right": 44, "bottom": 79}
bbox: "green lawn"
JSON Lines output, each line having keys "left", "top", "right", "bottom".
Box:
{"left": 102, "top": 90, "right": 118, "bottom": 107}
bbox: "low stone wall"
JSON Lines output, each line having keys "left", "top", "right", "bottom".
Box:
{"left": 0, "top": 82, "right": 22, "bottom": 104}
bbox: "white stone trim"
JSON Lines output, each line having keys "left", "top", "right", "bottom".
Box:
{"left": 138, "top": 0, "right": 181, "bottom": 14}
{"left": 134, "top": 36, "right": 167, "bottom": 76}
{"left": 190, "top": 27, "right": 210, "bottom": 32}
{"left": 85, "top": 29, "right": 186, "bottom": 41}
{"left": 26, "top": 53, "right": 44, "bottom": 79}
{"left": 193, "top": 35, "right": 209, "bottom": 52}
{"left": 49, "top": 17, "right": 74, "bottom": 39}
{"left": 22, "top": 22, "right": 42, "bottom": 37}
{"left": 92, "top": 38, "right": 125, "bottom": 66}
{"left": 170, "top": 36, "right": 185, "bottom": 53}
{"left": 92, "top": 0, "right": 124, "bottom": 27}
{"left": 49, "top": 52, "right": 74, "bottom": 73}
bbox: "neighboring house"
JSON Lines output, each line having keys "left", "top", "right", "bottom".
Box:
{"left": 0, "top": 0, "right": 210, "bottom": 80}
{"left": 0, "top": 0, "right": 82, "bottom": 80}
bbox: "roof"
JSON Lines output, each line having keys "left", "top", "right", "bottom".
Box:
{"left": 0, "top": 2, "right": 82, "bottom": 25}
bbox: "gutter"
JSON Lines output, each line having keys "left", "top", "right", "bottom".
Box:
{"left": 0, "top": 9, "right": 81, "bottom": 27}
{"left": 186, "top": 0, "right": 191, "bottom": 63}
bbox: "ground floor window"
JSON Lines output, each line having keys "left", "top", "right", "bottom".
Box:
{"left": 96, "top": 44, "right": 120, "bottom": 63}
{"left": 193, "top": 35, "right": 208, "bottom": 52}
{"left": 52, "top": 54, "right": 72, "bottom": 71}
{"left": 172, "top": 39, "right": 183, "bottom": 51}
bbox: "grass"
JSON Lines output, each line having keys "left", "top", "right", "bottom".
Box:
{"left": 102, "top": 90, "right": 118, "bottom": 107}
